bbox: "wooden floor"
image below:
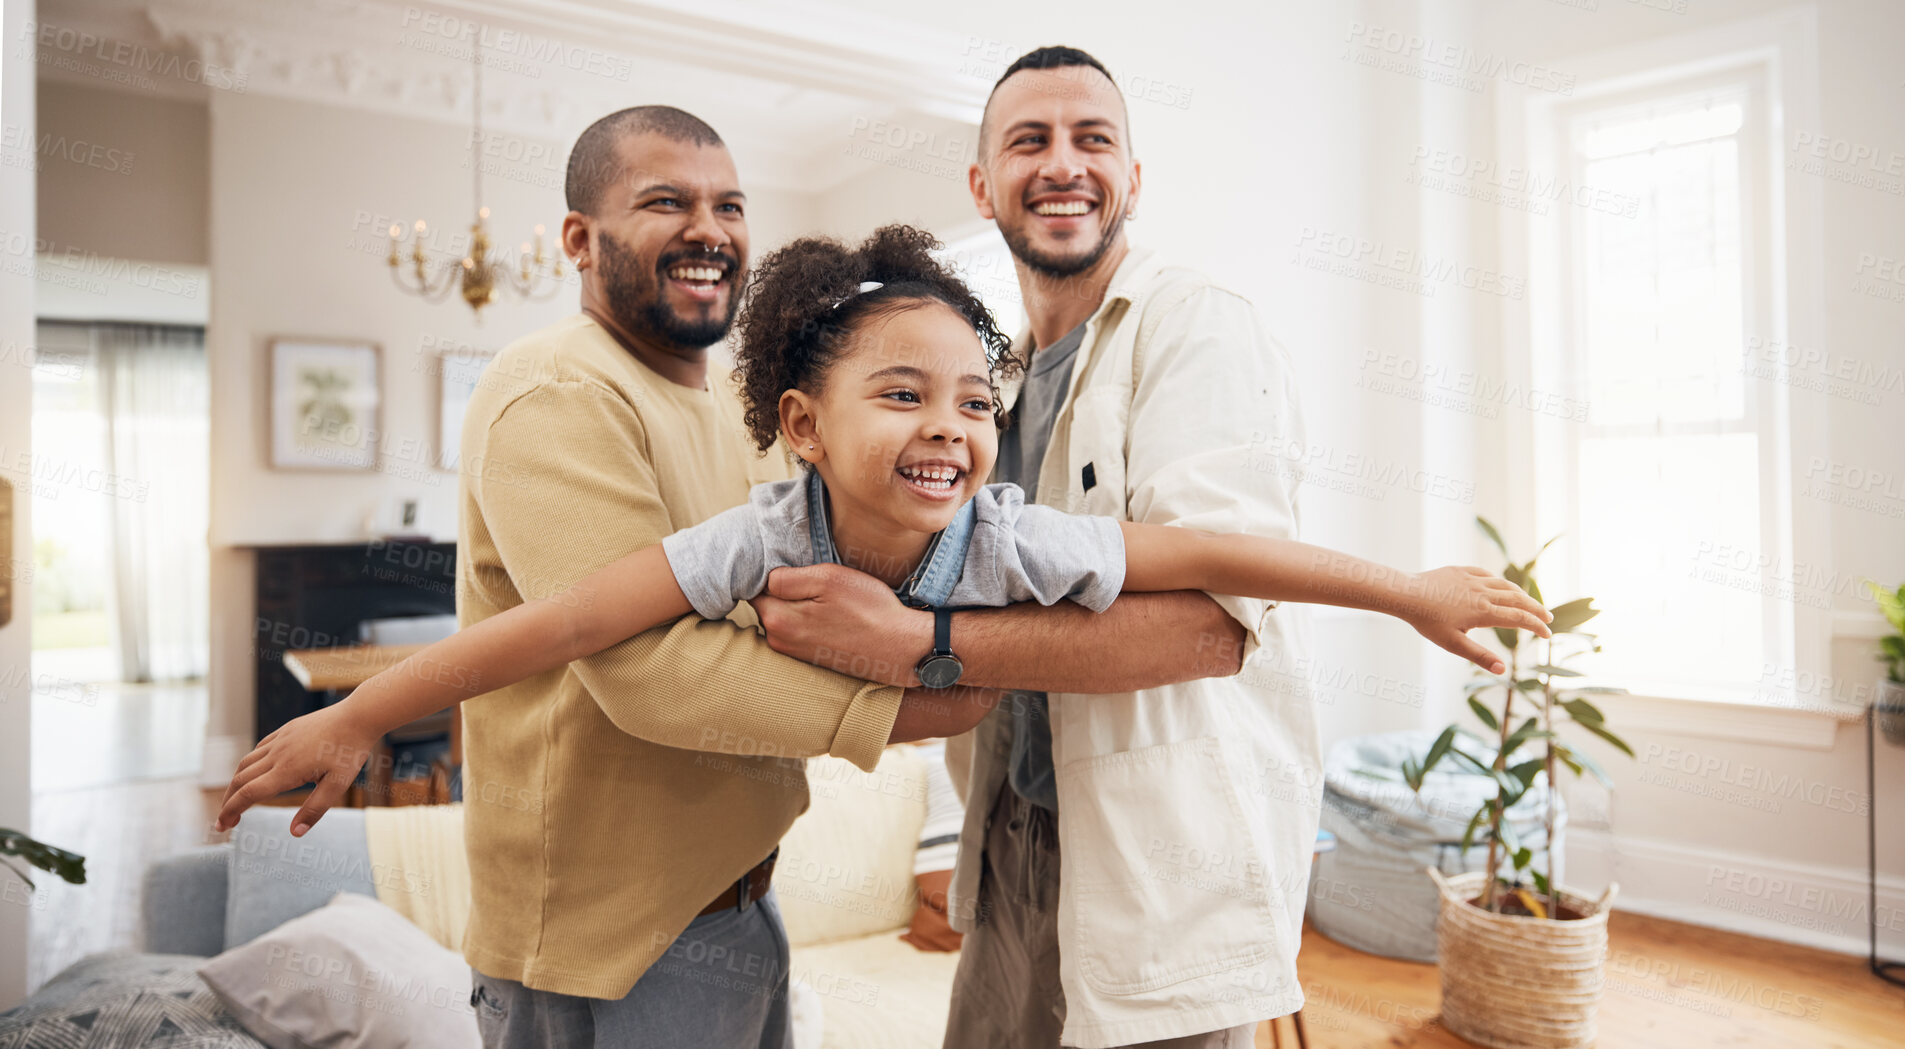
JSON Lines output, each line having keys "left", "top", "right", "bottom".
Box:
{"left": 26, "top": 777, "right": 227, "bottom": 993}
{"left": 1257, "top": 913, "right": 1905, "bottom": 1049}
{"left": 26, "top": 776, "right": 1905, "bottom": 1047}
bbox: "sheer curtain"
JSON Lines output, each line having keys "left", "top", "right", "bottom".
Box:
{"left": 94, "top": 323, "right": 210, "bottom": 682}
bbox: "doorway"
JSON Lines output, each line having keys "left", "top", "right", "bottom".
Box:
{"left": 29, "top": 320, "right": 209, "bottom": 793}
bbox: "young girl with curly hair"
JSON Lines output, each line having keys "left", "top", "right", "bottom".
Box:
{"left": 216, "top": 224, "right": 1548, "bottom": 835}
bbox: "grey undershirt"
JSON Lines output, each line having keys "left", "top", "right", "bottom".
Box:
{"left": 992, "top": 320, "right": 1088, "bottom": 812}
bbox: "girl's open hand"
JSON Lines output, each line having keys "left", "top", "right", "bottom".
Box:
{"left": 214, "top": 702, "right": 382, "bottom": 838}
{"left": 1401, "top": 566, "right": 1552, "bottom": 674}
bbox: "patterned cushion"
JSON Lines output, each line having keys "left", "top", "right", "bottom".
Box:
{"left": 0, "top": 951, "right": 265, "bottom": 1048}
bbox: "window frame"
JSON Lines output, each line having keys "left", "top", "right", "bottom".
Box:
{"left": 1495, "top": 10, "right": 1835, "bottom": 733}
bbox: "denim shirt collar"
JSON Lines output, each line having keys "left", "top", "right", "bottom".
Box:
{"left": 805, "top": 468, "right": 974, "bottom": 609}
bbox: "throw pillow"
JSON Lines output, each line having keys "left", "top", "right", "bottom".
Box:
{"left": 198, "top": 891, "right": 477, "bottom": 1049}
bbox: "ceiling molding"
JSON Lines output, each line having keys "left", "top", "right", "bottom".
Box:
{"left": 32, "top": 0, "right": 987, "bottom": 193}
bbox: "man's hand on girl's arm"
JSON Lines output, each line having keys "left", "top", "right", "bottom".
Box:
{"left": 755, "top": 563, "right": 1246, "bottom": 693}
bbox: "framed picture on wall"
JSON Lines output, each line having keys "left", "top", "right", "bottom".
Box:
{"left": 268, "top": 337, "right": 381, "bottom": 470}
{"left": 436, "top": 349, "right": 494, "bottom": 471}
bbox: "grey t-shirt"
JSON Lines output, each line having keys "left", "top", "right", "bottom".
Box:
{"left": 659, "top": 472, "right": 1124, "bottom": 621}
{"left": 992, "top": 321, "right": 1087, "bottom": 812}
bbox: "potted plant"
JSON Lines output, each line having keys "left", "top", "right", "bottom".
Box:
{"left": 1403, "top": 516, "right": 1630, "bottom": 1049}
{"left": 1869, "top": 581, "right": 1905, "bottom": 745}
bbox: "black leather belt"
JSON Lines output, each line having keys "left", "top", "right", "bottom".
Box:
{"left": 696, "top": 848, "right": 777, "bottom": 917}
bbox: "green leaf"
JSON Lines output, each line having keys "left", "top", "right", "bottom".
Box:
{"left": 1554, "top": 747, "right": 1585, "bottom": 778}
{"left": 1492, "top": 768, "right": 1528, "bottom": 806}
{"left": 1518, "top": 563, "right": 1544, "bottom": 604}
{"left": 1494, "top": 627, "right": 1521, "bottom": 651}
{"left": 1514, "top": 678, "right": 1545, "bottom": 693}
{"left": 1509, "top": 758, "right": 1545, "bottom": 787}
{"left": 1526, "top": 534, "right": 1564, "bottom": 573}
{"left": 1563, "top": 698, "right": 1606, "bottom": 724}
{"left": 1502, "top": 716, "right": 1543, "bottom": 755}
{"left": 1868, "top": 580, "right": 1905, "bottom": 633}
{"left": 1532, "top": 664, "right": 1585, "bottom": 678}
{"left": 1575, "top": 718, "right": 1636, "bottom": 758}
{"left": 1451, "top": 747, "right": 1492, "bottom": 774}
{"left": 1531, "top": 868, "right": 1552, "bottom": 895}
{"left": 1476, "top": 516, "right": 1510, "bottom": 561}
{"left": 1423, "top": 726, "right": 1457, "bottom": 775}
{"left": 1401, "top": 757, "right": 1423, "bottom": 793}
{"left": 1461, "top": 806, "right": 1489, "bottom": 852}
{"left": 1557, "top": 742, "right": 1613, "bottom": 788}
{"left": 1545, "top": 597, "right": 1601, "bottom": 634}
{"left": 1467, "top": 697, "right": 1500, "bottom": 731}
{"left": 1499, "top": 819, "right": 1521, "bottom": 856}
{"left": 0, "top": 828, "right": 86, "bottom": 886}
{"left": 1513, "top": 847, "right": 1534, "bottom": 871}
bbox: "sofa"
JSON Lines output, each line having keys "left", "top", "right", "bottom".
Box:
{"left": 0, "top": 745, "right": 959, "bottom": 1049}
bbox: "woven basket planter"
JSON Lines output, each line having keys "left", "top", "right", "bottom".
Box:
{"left": 1428, "top": 868, "right": 1618, "bottom": 1049}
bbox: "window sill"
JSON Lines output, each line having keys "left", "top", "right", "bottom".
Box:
{"left": 1591, "top": 688, "right": 1852, "bottom": 750}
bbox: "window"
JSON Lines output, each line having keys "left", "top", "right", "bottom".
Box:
{"left": 1534, "top": 72, "right": 1793, "bottom": 701}
{"left": 31, "top": 324, "right": 113, "bottom": 679}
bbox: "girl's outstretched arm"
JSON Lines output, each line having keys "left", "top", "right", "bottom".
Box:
{"left": 215, "top": 544, "right": 692, "bottom": 835}
{"left": 1117, "top": 522, "right": 1551, "bottom": 674}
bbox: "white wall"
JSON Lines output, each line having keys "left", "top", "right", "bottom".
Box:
{"left": 0, "top": 0, "right": 35, "bottom": 1012}
{"left": 37, "top": 80, "right": 208, "bottom": 266}
{"left": 812, "top": 111, "right": 980, "bottom": 242}
{"left": 202, "top": 90, "right": 817, "bottom": 776}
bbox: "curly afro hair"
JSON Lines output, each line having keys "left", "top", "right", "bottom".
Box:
{"left": 731, "top": 224, "right": 1020, "bottom": 454}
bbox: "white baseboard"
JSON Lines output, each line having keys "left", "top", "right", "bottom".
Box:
{"left": 198, "top": 734, "right": 244, "bottom": 790}
{"left": 1568, "top": 828, "right": 1905, "bottom": 958}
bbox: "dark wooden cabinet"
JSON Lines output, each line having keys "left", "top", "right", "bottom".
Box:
{"left": 251, "top": 540, "right": 457, "bottom": 740}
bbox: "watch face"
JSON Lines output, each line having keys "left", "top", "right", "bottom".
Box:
{"left": 918, "top": 654, "right": 963, "bottom": 689}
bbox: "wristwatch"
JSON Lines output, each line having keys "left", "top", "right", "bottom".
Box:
{"left": 914, "top": 607, "right": 964, "bottom": 689}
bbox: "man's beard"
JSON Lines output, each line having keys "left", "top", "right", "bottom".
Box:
{"left": 1001, "top": 202, "right": 1127, "bottom": 279}
{"left": 597, "top": 230, "right": 742, "bottom": 349}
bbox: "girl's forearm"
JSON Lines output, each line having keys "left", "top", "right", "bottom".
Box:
{"left": 1117, "top": 521, "right": 1426, "bottom": 619}
{"left": 336, "top": 544, "right": 693, "bottom": 736}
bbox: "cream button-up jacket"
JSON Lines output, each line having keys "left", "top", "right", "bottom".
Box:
{"left": 945, "top": 246, "right": 1324, "bottom": 1047}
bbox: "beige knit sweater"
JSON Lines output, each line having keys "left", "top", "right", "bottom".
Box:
{"left": 455, "top": 314, "right": 902, "bottom": 999}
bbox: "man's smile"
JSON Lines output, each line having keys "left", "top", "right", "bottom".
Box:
{"left": 663, "top": 260, "right": 733, "bottom": 303}
{"left": 1028, "top": 194, "right": 1099, "bottom": 225}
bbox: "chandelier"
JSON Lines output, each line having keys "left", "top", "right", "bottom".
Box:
{"left": 385, "top": 38, "right": 561, "bottom": 317}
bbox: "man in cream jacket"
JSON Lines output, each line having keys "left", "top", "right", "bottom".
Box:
{"left": 941, "top": 47, "right": 1320, "bottom": 1048}
{"left": 751, "top": 46, "right": 1321, "bottom": 1049}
